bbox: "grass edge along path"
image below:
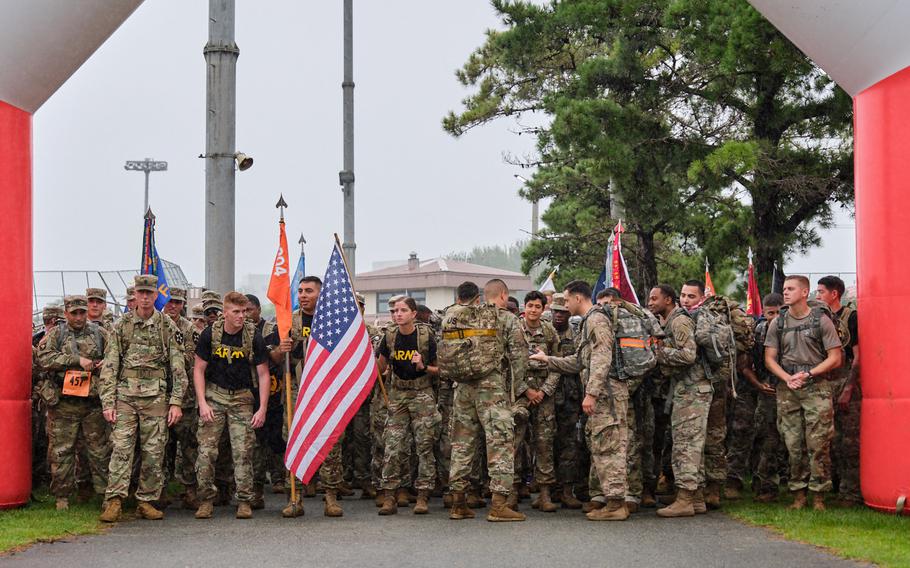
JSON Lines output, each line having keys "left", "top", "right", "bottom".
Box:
{"left": 0, "top": 492, "right": 106, "bottom": 555}
{"left": 724, "top": 495, "right": 910, "bottom": 568}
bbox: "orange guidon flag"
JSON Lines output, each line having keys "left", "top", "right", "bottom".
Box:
{"left": 267, "top": 219, "right": 293, "bottom": 340}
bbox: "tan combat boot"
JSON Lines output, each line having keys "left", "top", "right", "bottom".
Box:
{"left": 506, "top": 483, "right": 521, "bottom": 511}
{"left": 251, "top": 484, "right": 265, "bottom": 510}
{"left": 378, "top": 490, "right": 398, "bottom": 516}
{"left": 692, "top": 488, "right": 707, "bottom": 515}
{"left": 360, "top": 480, "right": 376, "bottom": 500}
{"left": 656, "top": 473, "right": 671, "bottom": 494}
{"left": 136, "top": 501, "right": 165, "bottom": 520}
{"left": 704, "top": 481, "right": 722, "bottom": 509}
{"left": 182, "top": 485, "right": 200, "bottom": 510}
{"left": 236, "top": 502, "right": 253, "bottom": 519}
{"left": 561, "top": 486, "right": 583, "bottom": 509}
{"left": 586, "top": 498, "right": 629, "bottom": 521}
{"left": 55, "top": 497, "right": 69, "bottom": 511}
{"left": 324, "top": 490, "right": 343, "bottom": 517}
{"left": 271, "top": 480, "right": 286, "bottom": 494}
{"left": 626, "top": 501, "right": 640, "bottom": 514}
{"left": 641, "top": 488, "right": 657, "bottom": 508}
{"left": 488, "top": 493, "right": 526, "bottom": 522}
{"left": 449, "top": 492, "right": 475, "bottom": 520}
{"left": 812, "top": 492, "right": 826, "bottom": 511}
{"left": 442, "top": 493, "right": 453, "bottom": 509}
{"left": 395, "top": 488, "right": 410, "bottom": 507}
{"left": 195, "top": 501, "right": 214, "bottom": 519}
{"left": 656, "top": 488, "right": 695, "bottom": 518}
{"left": 337, "top": 482, "right": 354, "bottom": 498}
{"left": 466, "top": 488, "right": 486, "bottom": 509}
{"left": 99, "top": 497, "right": 121, "bottom": 523}
{"left": 374, "top": 490, "right": 385, "bottom": 508}
{"left": 305, "top": 482, "right": 317, "bottom": 498}
{"left": 413, "top": 490, "right": 430, "bottom": 515}
{"left": 582, "top": 499, "right": 605, "bottom": 513}
{"left": 789, "top": 489, "right": 808, "bottom": 510}
{"left": 724, "top": 478, "right": 743, "bottom": 500}
{"left": 537, "top": 486, "right": 558, "bottom": 513}
{"left": 281, "top": 498, "right": 304, "bottom": 518}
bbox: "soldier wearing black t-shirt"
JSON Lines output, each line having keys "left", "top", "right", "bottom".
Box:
{"left": 192, "top": 292, "right": 271, "bottom": 520}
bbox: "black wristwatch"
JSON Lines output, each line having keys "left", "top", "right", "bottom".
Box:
{"left": 805, "top": 370, "right": 814, "bottom": 380}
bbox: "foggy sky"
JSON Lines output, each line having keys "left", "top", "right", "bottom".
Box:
{"left": 31, "top": 0, "right": 855, "bottom": 288}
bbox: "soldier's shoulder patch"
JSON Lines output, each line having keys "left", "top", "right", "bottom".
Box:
{"left": 175, "top": 330, "right": 185, "bottom": 345}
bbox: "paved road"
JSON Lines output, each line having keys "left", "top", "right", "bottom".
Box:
{"left": 2, "top": 493, "right": 862, "bottom": 568}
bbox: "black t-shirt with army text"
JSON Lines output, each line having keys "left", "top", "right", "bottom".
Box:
{"left": 196, "top": 325, "right": 269, "bottom": 390}
{"left": 291, "top": 312, "right": 314, "bottom": 360}
{"left": 379, "top": 328, "right": 437, "bottom": 381}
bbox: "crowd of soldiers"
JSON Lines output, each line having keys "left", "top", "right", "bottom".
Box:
{"left": 30, "top": 270, "right": 861, "bottom": 523}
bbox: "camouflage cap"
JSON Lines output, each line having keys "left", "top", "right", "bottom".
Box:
{"left": 133, "top": 274, "right": 158, "bottom": 293}
{"left": 85, "top": 288, "right": 107, "bottom": 301}
{"left": 169, "top": 287, "right": 187, "bottom": 302}
{"left": 387, "top": 294, "right": 406, "bottom": 307}
{"left": 64, "top": 295, "right": 89, "bottom": 313}
{"left": 191, "top": 304, "right": 205, "bottom": 319}
{"left": 355, "top": 292, "right": 366, "bottom": 306}
{"left": 549, "top": 292, "right": 569, "bottom": 312}
{"left": 42, "top": 305, "right": 64, "bottom": 320}
{"left": 125, "top": 286, "right": 135, "bottom": 300}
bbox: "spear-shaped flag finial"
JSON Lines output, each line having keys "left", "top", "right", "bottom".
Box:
{"left": 276, "top": 194, "right": 288, "bottom": 221}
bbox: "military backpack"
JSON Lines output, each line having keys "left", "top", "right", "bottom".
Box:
{"left": 438, "top": 303, "right": 501, "bottom": 382}
{"left": 580, "top": 301, "right": 659, "bottom": 381}
{"left": 775, "top": 300, "right": 851, "bottom": 355}
{"left": 211, "top": 317, "right": 256, "bottom": 364}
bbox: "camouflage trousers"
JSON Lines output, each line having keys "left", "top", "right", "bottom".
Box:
{"left": 753, "top": 392, "right": 782, "bottom": 491}
{"left": 833, "top": 376, "right": 862, "bottom": 502}
{"left": 670, "top": 379, "right": 713, "bottom": 491}
{"left": 380, "top": 386, "right": 440, "bottom": 491}
{"left": 635, "top": 381, "right": 657, "bottom": 492}
{"left": 513, "top": 394, "right": 556, "bottom": 486}
{"left": 253, "top": 393, "right": 286, "bottom": 487}
{"left": 318, "top": 433, "right": 344, "bottom": 490}
{"left": 585, "top": 380, "right": 630, "bottom": 500}
{"left": 624, "top": 378, "right": 644, "bottom": 501}
{"left": 726, "top": 383, "right": 783, "bottom": 490}
{"left": 704, "top": 376, "right": 728, "bottom": 484}
{"left": 166, "top": 406, "right": 198, "bottom": 488}
{"left": 777, "top": 380, "right": 834, "bottom": 493}
{"left": 554, "top": 374, "right": 585, "bottom": 487}
{"left": 448, "top": 371, "right": 515, "bottom": 495}
{"left": 435, "top": 384, "right": 454, "bottom": 488}
{"left": 46, "top": 397, "right": 111, "bottom": 497}
{"left": 196, "top": 385, "right": 256, "bottom": 503}
{"left": 105, "top": 393, "right": 168, "bottom": 502}
{"left": 343, "top": 394, "right": 372, "bottom": 486}
{"left": 32, "top": 394, "right": 51, "bottom": 488}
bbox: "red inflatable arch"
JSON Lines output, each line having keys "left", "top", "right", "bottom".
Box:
{"left": 1, "top": 1, "right": 907, "bottom": 512}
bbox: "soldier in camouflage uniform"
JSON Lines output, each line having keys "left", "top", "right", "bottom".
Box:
{"left": 162, "top": 287, "right": 201, "bottom": 509}
{"left": 765, "top": 276, "right": 843, "bottom": 511}
{"left": 98, "top": 275, "right": 187, "bottom": 522}
{"left": 549, "top": 293, "right": 586, "bottom": 509}
{"left": 516, "top": 291, "right": 560, "bottom": 513}
{"left": 648, "top": 284, "right": 711, "bottom": 518}
{"left": 86, "top": 288, "right": 115, "bottom": 332}
{"left": 125, "top": 286, "right": 137, "bottom": 313}
{"left": 36, "top": 296, "right": 111, "bottom": 510}
{"left": 343, "top": 293, "right": 376, "bottom": 499}
{"left": 32, "top": 306, "right": 64, "bottom": 490}
{"left": 446, "top": 280, "right": 528, "bottom": 522}
{"left": 533, "top": 281, "right": 628, "bottom": 521}
{"left": 376, "top": 297, "right": 441, "bottom": 515}
{"left": 193, "top": 292, "right": 271, "bottom": 520}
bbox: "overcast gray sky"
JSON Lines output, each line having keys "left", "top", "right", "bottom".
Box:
{"left": 32, "top": 0, "right": 855, "bottom": 288}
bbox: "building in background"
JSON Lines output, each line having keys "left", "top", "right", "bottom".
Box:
{"left": 354, "top": 253, "right": 533, "bottom": 321}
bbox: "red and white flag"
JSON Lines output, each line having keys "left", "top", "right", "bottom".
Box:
{"left": 284, "top": 241, "right": 378, "bottom": 483}
{"left": 705, "top": 257, "right": 716, "bottom": 297}
{"left": 609, "top": 221, "right": 640, "bottom": 304}
{"left": 745, "top": 248, "right": 763, "bottom": 316}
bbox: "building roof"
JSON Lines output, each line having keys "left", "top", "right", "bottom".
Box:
{"left": 355, "top": 257, "right": 533, "bottom": 292}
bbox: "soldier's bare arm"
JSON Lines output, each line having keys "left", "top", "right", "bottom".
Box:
{"left": 194, "top": 355, "right": 214, "bottom": 423}
{"left": 252, "top": 361, "right": 270, "bottom": 428}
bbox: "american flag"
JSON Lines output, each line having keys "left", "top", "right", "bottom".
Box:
{"left": 284, "top": 242, "right": 378, "bottom": 483}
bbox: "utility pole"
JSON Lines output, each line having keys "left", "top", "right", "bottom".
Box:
{"left": 204, "top": 0, "right": 239, "bottom": 292}
{"left": 514, "top": 174, "right": 539, "bottom": 239}
{"left": 124, "top": 158, "right": 167, "bottom": 215}
{"left": 339, "top": 0, "right": 356, "bottom": 273}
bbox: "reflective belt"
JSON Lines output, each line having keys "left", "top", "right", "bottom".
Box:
{"left": 442, "top": 329, "right": 497, "bottom": 340}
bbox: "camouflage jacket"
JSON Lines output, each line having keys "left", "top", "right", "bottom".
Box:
{"left": 520, "top": 318, "right": 561, "bottom": 396}
{"left": 99, "top": 310, "right": 188, "bottom": 410}
{"left": 547, "top": 306, "right": 615, "bottom": 399}
{"left": 497, "top": 306, "right": 530, "bottom": 398}
{"left": 655, "top": 307, "right": 705, "bottom": 385}
{"left": 172, "top": 315, "right": 197, "bottom": 406}
{"left": 36, "top": 322, "right": 107, "bottom": 400}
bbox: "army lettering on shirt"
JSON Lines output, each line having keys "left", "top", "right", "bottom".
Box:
{"left": 291, "top": 312, "right": 314, "bottom": 360}
{"left": 378, "top": 329, "right": 437, "bottom": 381}
{"left": 196, "top": 326, "right": 268, "bottom": 391}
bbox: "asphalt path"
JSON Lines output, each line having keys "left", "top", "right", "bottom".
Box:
{"left": 1, "top": 492, "right": 863, "bottom": 568}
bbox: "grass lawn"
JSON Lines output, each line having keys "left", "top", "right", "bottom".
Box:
{"left": 724, "top": 491, "right": 910, "bottom": 568}
{"left": 0, "top": 491, "right": 105, "bottom": 555}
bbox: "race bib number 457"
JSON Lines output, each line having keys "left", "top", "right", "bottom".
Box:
{"left": 63, "top": 370, "right": 91, "bottom": 397}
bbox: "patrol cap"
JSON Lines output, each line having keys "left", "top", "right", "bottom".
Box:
{"left": 126, "top": 286, "right": 135, "bottom": 300}
{"left": 42, "top": 305, "right": 64, "bottom": 320}
{"left": 191, "top": 304, "right": 205, "bottom": 320}
{"left": 169, "top": 287, "right": 187, "bottom": 302}
{"left": 85, "top": 288, "right": 107, "bottom": 301}
{"left": 64, "top": 295, "right": 89, "bottom": 313}
{"left": 387, "top": 294, "right": 405, "bottom": 307}
{"left": 355, "top": 292, "right": 365, "bottom": 306}
{"left": 549, "top": 293, "right": 569, "bottom": 312}
{"left": 134, "top": 274, "right": 158, "bottom": 293}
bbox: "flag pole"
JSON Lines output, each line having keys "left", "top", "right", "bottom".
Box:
{"left": 333, "top": 233, "right": 389, "bottom": 406}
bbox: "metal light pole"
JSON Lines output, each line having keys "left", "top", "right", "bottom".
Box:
{"left": 203, "top": 0, "right": 239, "bottom": 293}
{"left": 514, "top": 174, "right": 539, "bottom": 238}
{"left": 125, "top": 158, "right": 167, "bottom": 215}
{"left": 339, "top": 0, "right": 356, "bottom": 273}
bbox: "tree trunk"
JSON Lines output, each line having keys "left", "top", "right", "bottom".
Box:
{"left": 635, "top": 230, "right": 659, "bottom": 302}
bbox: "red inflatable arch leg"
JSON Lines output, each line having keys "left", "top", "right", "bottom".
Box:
{"left": 0, "top": 100, "right": 33, "bottom": 509}
{"left": 855, "top": 66, "right": 910, "bottom": 515}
